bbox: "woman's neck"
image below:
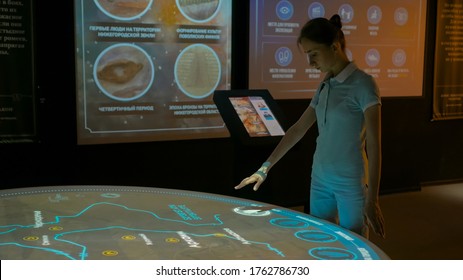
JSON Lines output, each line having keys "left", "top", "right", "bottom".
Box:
{"left": 331, "top": 58, "right": 350, "bottom": 77}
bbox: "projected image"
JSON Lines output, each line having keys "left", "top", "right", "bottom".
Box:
{"left": 249, "top": 0, "right": 427, "bottom": 98}
{"left": 94, "top": 0, "right": 153, "bottom": 20}
{"left": 74, "top": 0, "right": 231, "bottom": 144}
{"left": 229, "top": 96, "right": 285, "bottom": 137}
{"left": 176, "top": 0, "right": 221, "bottom": 22}
{"left": 174, "top": 44, "right": 221, "bottom": 99}
{"left": 94, "top": 43, "right": 154, "bottom": 101}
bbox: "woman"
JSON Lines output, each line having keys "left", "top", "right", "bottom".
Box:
{"left": 235, "top": 15, "right": 386, "bottom": 238}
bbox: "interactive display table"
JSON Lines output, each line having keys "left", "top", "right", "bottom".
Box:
{"left": 0, "top": 186, "right": 389, "bottom": 260}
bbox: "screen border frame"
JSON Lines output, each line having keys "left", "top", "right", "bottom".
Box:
{"left": 213, "top": 89, "right": 288, "bottom": 146}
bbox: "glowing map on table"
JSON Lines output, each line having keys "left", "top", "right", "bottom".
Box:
{"left": 0, "top": 186, "right": 388, "bottom": 260}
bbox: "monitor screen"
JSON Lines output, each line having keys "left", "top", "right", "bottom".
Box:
{"left": 249, "top": 0, "right": 428, "bottom": 99}
{"left": 74, "top": 0, "right": 232, "bottom": 144}
{"left": 213, "top": 89, "right": 287, "bottom": 146}
{"left": 229, "top": 96, "right": 285, "bottom": 137}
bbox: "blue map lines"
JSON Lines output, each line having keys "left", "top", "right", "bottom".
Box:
{"left": 0, "top": 186, "right": 388, "bottom": 260}
{"left": 0, "top": 200, "right": 283, "bottom": 260}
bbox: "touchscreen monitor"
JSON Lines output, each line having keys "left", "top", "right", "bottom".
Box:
{"left": 214, "top": 89, "right": 287, "bottom": 146}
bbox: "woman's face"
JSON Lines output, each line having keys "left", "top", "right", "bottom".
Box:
{"left": 300, "top": 37, "right": 337, "bottom": 73}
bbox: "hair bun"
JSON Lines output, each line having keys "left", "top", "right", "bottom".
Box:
{"left": 329, "top": 14, "right": 342, "bottom": 29}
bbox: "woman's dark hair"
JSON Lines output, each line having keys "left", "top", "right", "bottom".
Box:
{"left": 297, "top": 14, "right": 346, "bottom": 50}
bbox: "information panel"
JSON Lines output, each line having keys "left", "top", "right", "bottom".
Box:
{"left": 249, "top": 0, "right": 428, "bottom": 99}
{"left": 0, "top": 0, "right": 36, "bottom": 143}
{"left": 74, "top": 0, "right": 231, "bottom": 144}
{"left": 433, "top": 0, "right": 463, "bottom": 120}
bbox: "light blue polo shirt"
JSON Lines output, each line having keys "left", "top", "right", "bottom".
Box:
{"left": 309, "top": 62, "right": 381, "bottom": 186}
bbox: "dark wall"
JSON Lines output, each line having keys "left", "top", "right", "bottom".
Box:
{"left": 0, "top": 1, "right": 462, "bottom": 208}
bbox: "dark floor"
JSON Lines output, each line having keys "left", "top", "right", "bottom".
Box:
{"left": 368, "top": 182, "right": 463, "bottom": 260}
{"left": 291, "top": 182, "right": 463, "bottom": 260}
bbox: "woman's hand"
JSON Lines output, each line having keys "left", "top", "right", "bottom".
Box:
{"left": 235, "top": 162, "right": 270, "bottom": 191}
{"left": 234, "top": 173, "right": 266, "bottom": 191}
{"left": 365, "top": 199, "right": 386, "bottom": 238}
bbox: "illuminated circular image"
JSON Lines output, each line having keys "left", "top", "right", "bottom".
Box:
{"left": 309, "top": 247, "right": 357, "bottom": 260}
{"left": 367, "top": 5, "right": 382, "bottom": 25}
{"left": 275, "top": 47, "right": 293, "bottom": 67}
{"left": 394, "top": 7, "right": 409, "bottom": 26}
{"left": 233, "top": 206, "right": 272, "bottom": 217}
{"left": 308, "top": 2, "right": 325, "bottom": 19}
{"left": 365, "top": 48, "right": 380, "bottom": 67}
{"left": 338, "top": 4, "right": 354, "bottom": 23}
{"left": 276, "top": 0, "right": 294, "bottom": 21}
{"left": 94, "top": 43, "right": 154, "bottom": 102}
{"left": 392, "top": 49, "right": 407, "bottom": 67}
{"left": 176, "top": 0, "right": 221, "bottom": 23}
{"left": 295, "top": 230, "right": 338, "bottom": 243}
{"left": 270, "top": 218, "right": 309, "bottom": 228}
{"left": 174, "top": 44, "right": 221, "bottom": 99}
{"left": 94, "top": 0, "right": 154, "bottom": 21}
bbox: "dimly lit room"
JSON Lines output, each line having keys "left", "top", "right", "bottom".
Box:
{"left": 1, "top": 0, "right": 462, "bottom": 266}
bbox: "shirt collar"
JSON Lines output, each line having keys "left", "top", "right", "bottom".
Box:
{"left": 333, "top": 62, "right": 357, "bottom": 83}
{"left": 323, "top": 62, "right": 358, "bottom": 84}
